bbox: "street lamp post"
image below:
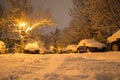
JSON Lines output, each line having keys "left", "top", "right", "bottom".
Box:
{"left": 20, "top": 22, "right": 26, "bottom": 53}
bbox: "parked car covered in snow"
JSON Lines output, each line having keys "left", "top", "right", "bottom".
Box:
{"left": 39, "top": 47, "right": 46, "bottom": 54}
{"left": 107, "top": 30, "right": 120, "bottom": 51}
{"left": 45, "top": 46, "right": 56, "bottom": 54}
{"left": 24, "top": 42, "right": 40, "bottom": 54}
{"left": 0, "top": 41, "right": 7, "bottom": 54}
{"left": 65, "top": 44, "right": 77, "bottom": 53}
{"left": 77, "top": 39, "right": 106, "bottom": 53}
{"left": 60, "top": 47, "right": 66, "bottom": 53}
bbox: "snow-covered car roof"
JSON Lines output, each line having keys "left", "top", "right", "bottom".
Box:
{"left": 107, "top": 30, "right": 120, "bottom": 43}
{"left": 78, "top": 39, "right": 106, "bottom": 48}
{"left": 24, "top": 42, "right": 39, "bottom": 50}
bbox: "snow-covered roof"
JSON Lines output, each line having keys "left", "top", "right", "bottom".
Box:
{"left": 107, "top": 30, "right": 120, "bottom": 43}
{"left": 78, "top": 39, "right": 106, "bottom": 48}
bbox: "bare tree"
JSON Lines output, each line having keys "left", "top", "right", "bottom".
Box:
{"left": 64, "top": 0, "right": 120, "bottom": 44}
{"left": 0, "top": 0, "right": 55, "bottom": 49}
{"left": 96, "top": 0, "right": 120, "bottom": 27}
{"left": 49, "top": 28, "right": 62, "bottom": 49}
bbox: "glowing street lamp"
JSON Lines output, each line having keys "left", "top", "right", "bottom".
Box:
{"left": 19, "top": 22, "right": 26, "bottom": 32}
{"left": 20, "top": 22, "right": 26, "bottom": 27}
{"left": 19, "top": 22, "right": 26, "bottom": 53}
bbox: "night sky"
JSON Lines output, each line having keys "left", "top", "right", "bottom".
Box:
{"left": 31, "top": 0, "right": 73, "bottom": 31}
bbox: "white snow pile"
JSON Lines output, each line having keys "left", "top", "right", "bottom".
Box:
{"left": 0, "top": 52, "right": 120, "bottom": 80}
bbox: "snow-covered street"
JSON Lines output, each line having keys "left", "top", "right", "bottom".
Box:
{"left": 0, "top": 52, "right": 120, "bottom": 80}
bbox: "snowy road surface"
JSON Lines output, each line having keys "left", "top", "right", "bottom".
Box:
{"left": 0, "top": 52, "right": 120, "bottom": 80}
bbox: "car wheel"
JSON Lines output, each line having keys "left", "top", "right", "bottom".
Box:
{"left": 111, "top": 43, "right": 119, "bottom": 51}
